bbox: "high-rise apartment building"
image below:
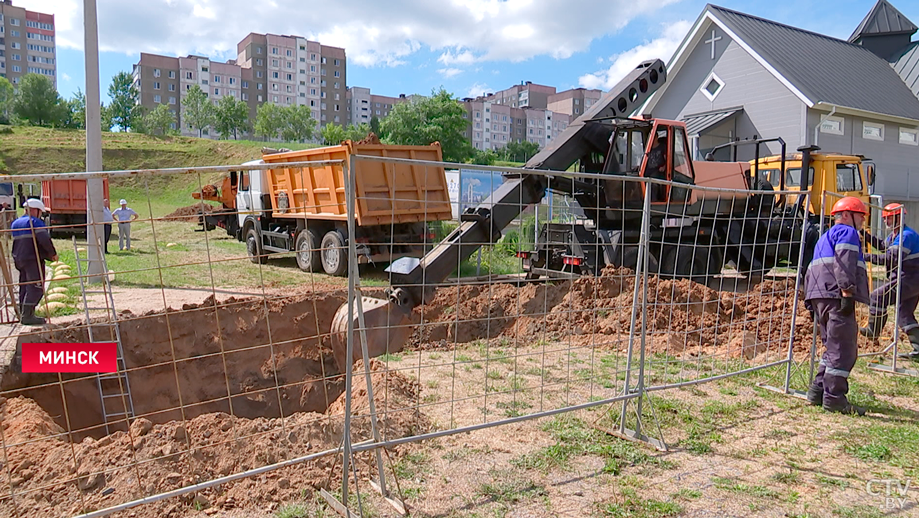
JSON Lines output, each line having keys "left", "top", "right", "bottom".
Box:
{"left": 346, "top": 88, "right": 411, "bottom": 125}
{"left": 547, "top": 88, "right": 602, "bottom": 118}
{"left": 0, "top": 0, "right": 56, "bottom": 87}
{"left": 463, "top": 97, "right": 570, "bottom": 151}
{"left": 134, "top": 32, "right": 346, "bottom": 137}
{"left": 484, "top": 82, "right": 557, "bottom": 109}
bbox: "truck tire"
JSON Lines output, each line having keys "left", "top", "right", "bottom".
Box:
{"left": 246, "top": 228, "right": 268, "bottom": 264}
{"left": 296, "top": 229, "right": 321, "bottom": 272}
{"left": 320, "top": 231, "right": 348, "bottom": 276}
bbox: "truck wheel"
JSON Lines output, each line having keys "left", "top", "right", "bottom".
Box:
{"left": 321, "top": 231, "right": 348, "bottom": 276}
{"left": 246, "top": 228, "right": 267, "bottom": 264}
{"left": 296, "top": 229, "right": 321, "bottom": 272}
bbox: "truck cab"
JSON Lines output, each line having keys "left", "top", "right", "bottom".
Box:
{"left": 750, "top": 152, "right": 873, "bottom": 218}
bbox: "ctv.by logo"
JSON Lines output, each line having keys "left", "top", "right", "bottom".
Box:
{"left": 867, "top": 479, "right": 913, "bottom": 509}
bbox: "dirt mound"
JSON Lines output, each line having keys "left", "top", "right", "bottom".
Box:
{"left": 163, "top": 202, "right": 214, "bottom": 222}
{"left": 408, "top": 268, "right": 819, "bottom": 360}
{"left": 2, "top": 291, "right": 349, "bottom": 440}
{"left": 0, "top": 360, "right": 426, "bottom": 518}
{"left": 356, "top": 132, "right": 381, "bottom": 145}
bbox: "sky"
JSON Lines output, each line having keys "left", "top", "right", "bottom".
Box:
{"left": 17, "top": 0, "right": 919, "bottom": 105}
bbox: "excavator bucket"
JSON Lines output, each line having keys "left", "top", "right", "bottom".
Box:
{"left": 329, "top": 296, "right": 415, "bottom": 372}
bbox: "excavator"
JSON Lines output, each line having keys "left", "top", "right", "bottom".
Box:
{"left": 329, "top": 59, "right": 818, "bottom": 369}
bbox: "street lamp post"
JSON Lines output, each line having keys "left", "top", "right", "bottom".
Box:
{"left": 84, "top": 0, "right": 105, "bottom": 280}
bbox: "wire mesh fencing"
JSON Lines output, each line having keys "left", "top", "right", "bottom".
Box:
{"left": 0, "top": 149, "right": 828, "bottom": 517}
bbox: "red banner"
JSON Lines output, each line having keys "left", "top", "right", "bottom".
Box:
{"left": 21, "top": 343, "right": 118, "bottom": 373}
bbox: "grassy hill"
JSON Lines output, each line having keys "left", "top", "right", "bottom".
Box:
{"left": 0, "top": 126, "right": 319, "bottom": 176}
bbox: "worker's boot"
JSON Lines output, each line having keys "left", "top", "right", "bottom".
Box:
{"left": 859, "top": 313, "right": 887, "bottom": 339}
{"left": 897, "top": 329, "right": 919, "bottom": 362}
{"left": 823, "top": 398, "right": 866, "bottom": 416}
{"left": 19, "top": 305, "right": 46, "bottom": 326}
{"left": 806, "top": 384, "right": 823, "bottom": 406}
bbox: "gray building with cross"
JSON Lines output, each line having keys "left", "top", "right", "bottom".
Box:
{"left": 643, "top": 1, "right": 919, "bottom": 213}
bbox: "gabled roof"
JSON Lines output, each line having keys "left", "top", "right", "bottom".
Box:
{"left": 891, "top": 41, "right": 919, "bottom": 98}
{"left": 648, "top": 4, "right": 919, "bottom": 122}
{"left": 849, "top": 0, "right": 918, "bottom": 42}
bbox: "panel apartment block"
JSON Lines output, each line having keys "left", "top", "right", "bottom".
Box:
{"left": 464, "top": 98, "right": 570, "bottom": 151}
{"left": 547, "top": 88, "right": 602, "bottom": 118}
{"left": 0, "top": 0, "right": 56, "bottom": 87}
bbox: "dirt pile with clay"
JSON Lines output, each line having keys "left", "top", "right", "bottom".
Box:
{"left": 0, "top": 359, "right": 426, "bottom": 518}
{"left": 163, "top": 202, "right": 216, "bottom": 222}
{"left": 410, "top": 267, "right": 887, "bottom": 360}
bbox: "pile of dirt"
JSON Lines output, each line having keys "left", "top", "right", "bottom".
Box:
{"left": 409, "top": 268, "right": 819, "bottom": 360}
{"left": 163, "top": 203, "right": 214, "bottom": 222}
{"left": 2, "top": 291, "right": 350, "bottom": 440}
{"left": 0, "top": 360, "right": 427, "bottom": 518}
{"left": 355, "top": 132, "right": 381, "bottom": 145}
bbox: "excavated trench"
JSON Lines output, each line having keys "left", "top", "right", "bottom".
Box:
{"left": 2, "top": 291, "right": 349, "bottom": 440}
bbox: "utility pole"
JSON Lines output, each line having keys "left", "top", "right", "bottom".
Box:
{"left": 84, "top": 0, "right": 105, "bottom": 280}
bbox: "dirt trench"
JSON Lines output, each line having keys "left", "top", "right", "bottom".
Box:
{"left": 2, "top": 290, "right": 349, "bottom": 440}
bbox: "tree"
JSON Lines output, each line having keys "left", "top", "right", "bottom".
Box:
{"left": 369, "top": 115, "right": 381, "bottom": 136}
{"left": 500, "top": 140, "right": 540, "bottom": 163}
{"left": 380, "top": 88, "right": 473, "bottom": 163}
{"left": 143, "top": 103, "right": 176, "bottom": 136}
{"left": 12, "top": 74, "right": 68, "bottom": 126}
{"left": 215, "top": 94, "right": 249, "bottom": 140}
{"left": 182, "top": 85, "right": 216, "bottom": 138}
{"left": 320, "top": 123, "right": 347, "bottom": 145}
{"left": 107, "top": 71, "right": 140, "bottom": 131}
{"left": 254, "top": 102, "right": 284, "bottom": 141}
{"left": 0, "top": 77, "right": 14, "bottom": 124}
{"left": 471, "top": 148, "right": 497, "bottom": 165}
{"left": 280, "top": 105, "right": 316, "bottom": 142}
{"left": 67, "top": 90, "right": 86, "bottom": 129}
{"left": 345, "top": 123, "right": 372, "bottom": 142}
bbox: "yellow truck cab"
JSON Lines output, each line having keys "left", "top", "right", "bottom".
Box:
{"left": 750, "top": 150, "right": 875, "bottom": 217}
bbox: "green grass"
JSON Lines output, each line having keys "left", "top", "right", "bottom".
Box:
{"left": 275, "top": 503, "right": 310, "bottom": 518}
{"left": 476, "top": 474, "right": 547, "bottom": 506}
{"left": 599, "top": 490, "right": 682, "bottom": 518}
{"left": 712, "top": 477, "right": 780, "bottom": 499}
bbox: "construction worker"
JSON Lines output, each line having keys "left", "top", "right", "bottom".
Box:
{"left": 860, "top": 203, "right": 919, "bottom": 362}
{"left": 11, "top": 199, "right": 58, "bottom": 326}
{"left": 804, "top": 197, "right": 869, "bottom": 415}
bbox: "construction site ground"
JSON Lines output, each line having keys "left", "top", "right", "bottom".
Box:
{"left": 1, "top": 266, "right": 917, "bottom": 518}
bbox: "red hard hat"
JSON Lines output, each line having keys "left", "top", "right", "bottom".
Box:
{"left": 831, "top": 197, "right": 868, "bottom": 215}
{"left": 882, "top": 202, "right": 905, "bottom": 218}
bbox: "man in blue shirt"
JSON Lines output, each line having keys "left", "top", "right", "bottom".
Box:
{"left": 11, "top": 199, "right": 58, "bottom": 326}
{"left": 860, "top": 203, "right": 919, "bottom": 362}
{"left": 804, "top": 197, "right": 869, "bottom": 415}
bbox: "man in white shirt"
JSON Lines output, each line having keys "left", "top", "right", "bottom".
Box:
{"left": 113, "top": 199, "right": 139, "bottom": 251}
{"left": 102, "top": 199, "right": 114, "bottom": 254}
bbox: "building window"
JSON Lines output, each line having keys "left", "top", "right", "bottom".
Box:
{"left": 321, "top": 57, "right": 327, "bottom": 64}
{"left": 334, "top": 70, "right": 340, "bottom": 78}
{"left": 272, "top": 84, "right": 278, "bottom": 91}
{"left": 321, "top": 91, "right": 326, "bottom": 98}
{"left": 168, "top": 70, "right": 175, "bottom": 79}
{"left": 311, "top": 77, "right": 316, "bottom": 84}
{"left": 334, "top": 59, "right": 340, "bottom": 66}
{"left": 257, "top": 47, "right": 263, "bottom": 54}
{"left": 154, "top": 95, "right": 161, "bottom": 103}
{"left": 169, "top": 96, "right": 176, "bottom": 104}
{"left": 186, "top": 71, "right": 193, "bottom": 79}
{"left": 153, "top": 82, "right": 160, "bottom": 89}
{"left": 900, "top": 127, "right": 919, "bottom": 146}
{"left": 321, "top": 69, "right": 327, "bottom": 76}
{"left": 242, "top": 81, "right": 248, "bottom": 88}
{"left": 272, "top": 59, "right": 279, "bottom": 67}
{"left": 214, "top": 88, "right": 220, "bottom": 95}
{"left": 819, "top": 115, "right": 844, "bottom": 136}
{"left": 258, "top": 95, "right": 263, "bottom": 102}
{"left": 10, "top": 18, "right": 18, "bottom": 26}
{"left": 334, "top": 82, "right": 340, "bottom": 89}
{"left": 700, "top": 72, "right": 725, "bottom": 101}
{"left": 310, "top": 88, "right": 316, "bottom": 95}
{"left": 153, "top": 69, "right": 161, "bottom": 77}
{"left": 334, "top": 93, "right": 340, "bottom": 100}
{"left": 311, "top": 53, "right": 317, "bottom": 61}
{"left": 201, "top": 66, "right": 208, "bottom": 72}
{"left": 12, "top": 54, "right": 20, "bottom": 61}
{"left": 272, "top": 71, "right": 279, "bottom": 79}
{"left": 214, "top": 75, "right": 221, "bottom": 83}
{"left": 863, "top": 121, "right": 884, "bottom": 141}
{"left": 257, "top": 83, "right": 263, "bottom": 90}
{"left": 10, "top": 30, "right": 19, "bottom": 37}
{"left": 334, "top": 104, "right": 340, "bottom": 111}
{"left": 274, "top": 95, "right": 278, "bottom": 102}
{"left": 202, "top": 79, "right": 208, "bottom": 85}
{"left": 271, "top": 47, "right": 278, "bottom": 55}
{"left": 229, "top": 77, "right": 236, "bottom": 85}
{"left": 256, "top": 59, "right": 263, "bottom": 66}
{"left": 287, "top": 62, "right": 292, "bottom": 69}
{"left": 286, "top": 85, "right": 291, "bottom": 92}
{"left": 286, "top": 49, "right": 292, "bottom": 57}
{"left": 242, "top": 93, "right": 248, "bottom": 101}
{"left": 321, "top": 102, "right": 327, "bottom": 109}
{"left": 286, "top": 73, "right": 293, "bottom": 81}
{"left": 12, "top": 65, "right": 21, "bottom": 72}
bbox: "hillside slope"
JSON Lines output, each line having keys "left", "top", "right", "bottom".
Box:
{"left": 0, "top": 127, "right": 315, "bottom": 176}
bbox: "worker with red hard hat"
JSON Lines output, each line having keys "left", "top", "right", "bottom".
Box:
{"left": 860, "top": 202, "right": 919, "bottom": 362}
{"left": 804, "top": 196, "right": 869, "bottom": 414}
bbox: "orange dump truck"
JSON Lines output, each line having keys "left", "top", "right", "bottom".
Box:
{"left": 41, "top": 179, "right": 111, "bottom": 235}
{"left": 199, "top": 141, "right": 452, "bottom": 276}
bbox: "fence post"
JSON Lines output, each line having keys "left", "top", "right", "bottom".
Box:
{"left": 341, "top": 157, "right": 356, "bottom": 506}
{"left": 783, "top": 192, "right": 812, "bottom": 393}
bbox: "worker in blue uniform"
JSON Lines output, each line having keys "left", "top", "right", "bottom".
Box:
{"left": 860, "top": 203, "right": 919, "bottom": 362}
{"left": 804, "top": 197, "right": 869, "bottom": 415}
{"left": 11, "top": 199, "right": 58, "bottom": 326}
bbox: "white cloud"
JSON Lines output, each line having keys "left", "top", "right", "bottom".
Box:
{"left": 579, "top": 20, "right": 691, "bottom": 90}
{"left": 438, "top": 68, "right": 463, "bottom": 78}
{"left": 61, "top": 72, "right": 72, "bottom": 81}
{"left": 35, "top": 0, "right": 677, "bottom": 66}
{"left": 466, "top": 82, "right": 489, "bottom": 98}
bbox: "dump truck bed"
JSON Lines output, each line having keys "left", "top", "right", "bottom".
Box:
{"left": 261, "top": 141, "right": 452, "bottom": 226}
{"left": 41, "top": 179, "right": 110, "bottom": 214}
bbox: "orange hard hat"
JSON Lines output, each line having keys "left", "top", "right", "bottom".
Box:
{"left": 831, "top": 197, "right": 868, "bottom": 215}
{"left": 882, "top": 202, "right": 905, "bottom": 218}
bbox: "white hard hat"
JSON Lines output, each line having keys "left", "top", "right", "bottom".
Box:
{"left": 24, "top": 199, "right": 47, "bottom": 212}
{"left": 119, "top": 199, "right": 127, "bottom": 205}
